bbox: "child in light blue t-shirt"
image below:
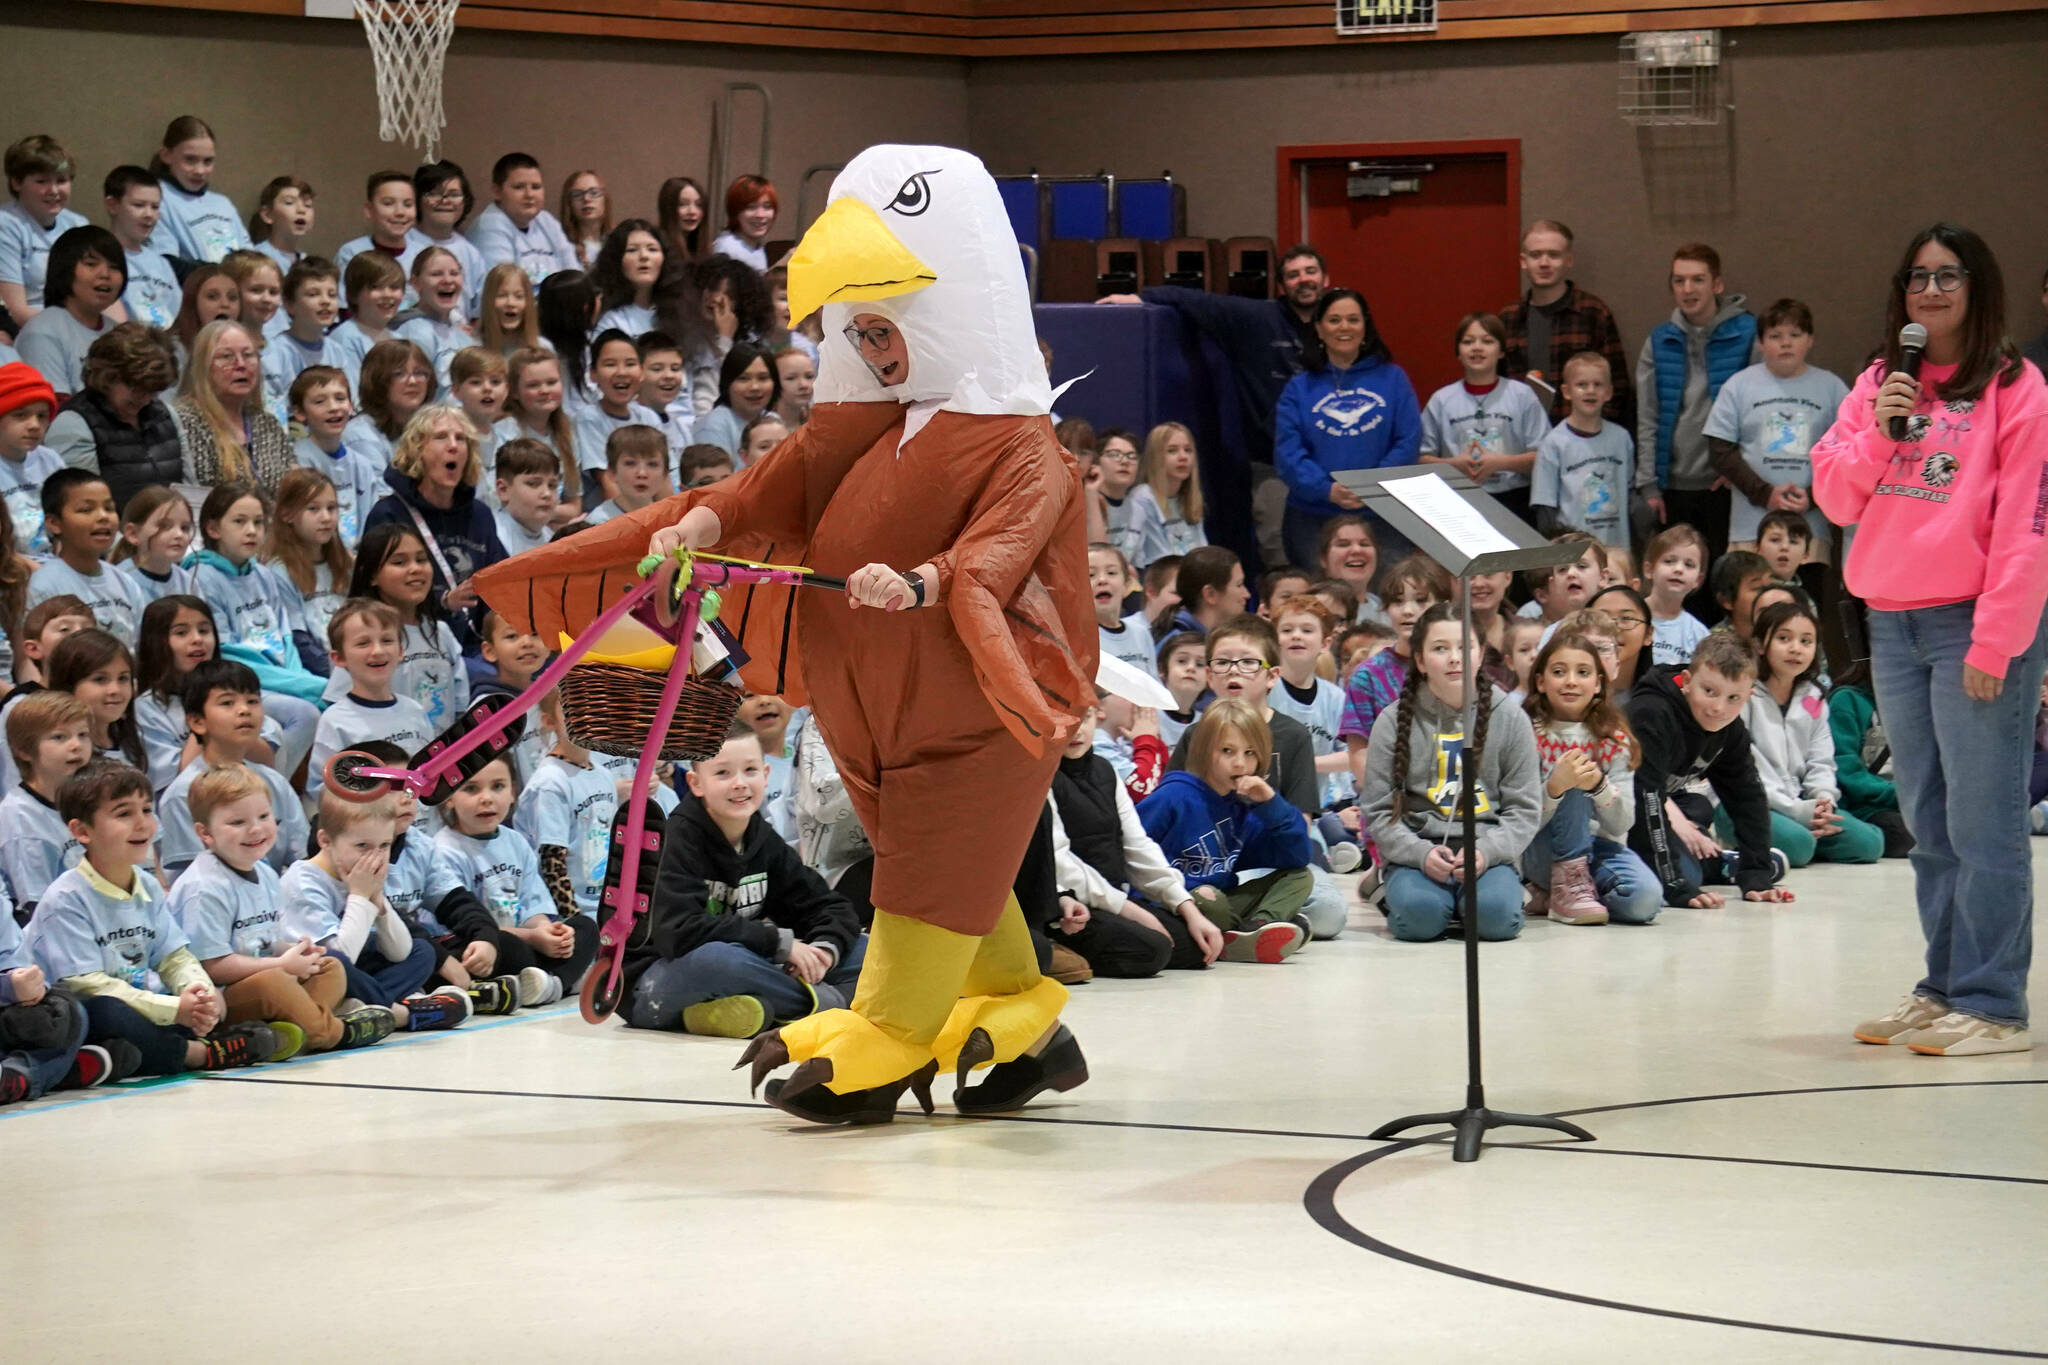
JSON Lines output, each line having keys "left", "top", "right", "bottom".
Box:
{"left": 103, "top": 166, "right": 179, "bottom": 327}
{"left": 165, "top": 763, "right": 394, "bottom": 1054}
{"left": 0, "top": 365, "right": 64, "bottom": 559}
{"left": 153, "top": 661, "right": 311, "bottom": 882}
{"left": 144, "top": 119, "right": 250, "bottom": 263}
{"left": 0, "top": 134, "right": 89, "bottom": 314}
{"left": 1529, "top": 354, "right": 1637, "bottom": 551}
{"left": 189, "top": 484, "right": 299, "bottom": 671}
{"left": 0, "top": 690, "right": 92, "bottom": 916}
{"left": 436, "top": 756, "right": 598, "bottom": 1006}
{"left": 514, "top": 693, "right": 618, "bottom": 919}
{"left": 25, "top": 470, "right": 146, "bottom": 648}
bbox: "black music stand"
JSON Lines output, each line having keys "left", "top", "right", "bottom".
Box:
{"left": 1337, "top": 466, "right": 1597, "bottom": 1163}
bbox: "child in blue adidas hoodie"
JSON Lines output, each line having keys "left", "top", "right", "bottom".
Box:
{"left": 1137, "top": 699, "right": 1314, "bottom": 964}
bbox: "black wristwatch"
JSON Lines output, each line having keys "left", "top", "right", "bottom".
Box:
{"left": 903, "top": 570, "right": 927, "bottom": 608}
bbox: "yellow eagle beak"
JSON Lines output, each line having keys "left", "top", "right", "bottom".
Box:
{"left": 786, "top": 197, "right": 936, "bottom": 326}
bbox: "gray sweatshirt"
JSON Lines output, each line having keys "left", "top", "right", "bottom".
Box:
{"left": 1634, "top": 293, "right": 1755, "bottom": 490}
{"left": 1363, "top": 683, "right": 1542, "bottom": 873}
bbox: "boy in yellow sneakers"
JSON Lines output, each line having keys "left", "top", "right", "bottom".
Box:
{"left": 628, "top": 722, "right": 863, "bottom": 1039}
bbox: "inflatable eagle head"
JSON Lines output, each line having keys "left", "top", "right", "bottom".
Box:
{"left": 788, "top": 145, "right": 1052, "bottom": 433}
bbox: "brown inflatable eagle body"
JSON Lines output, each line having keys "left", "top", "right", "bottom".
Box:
{"left": 474, "top": 145, "right": 1098, "bottom": 1118}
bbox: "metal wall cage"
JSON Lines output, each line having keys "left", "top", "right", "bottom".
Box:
{"left": 1618, "top": 29, "right": 1724, "bottom": 126}
{"left": 1335, "top": 0, "right": 1437, "bottom": 37}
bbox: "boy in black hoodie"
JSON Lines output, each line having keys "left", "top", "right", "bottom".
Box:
{"left": 627, "top": 723, "right": 863, "bottom": 1039}
{"left": 1626, "top": 633, "right": 1796, "bottom": 908}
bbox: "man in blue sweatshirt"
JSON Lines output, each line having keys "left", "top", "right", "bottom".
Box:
{"left": 1101, "top": 246, "right": 1332, "bottom": 568}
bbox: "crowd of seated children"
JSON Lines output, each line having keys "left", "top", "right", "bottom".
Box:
{"left": 0, "top": 113, "right": 1969, "bottom": 1103}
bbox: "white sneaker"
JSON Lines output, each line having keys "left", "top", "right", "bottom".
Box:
{"left": 537, "top": 974, "right": 565, "bottom": 1006}
{"left": 1328, "top": 840, "right": 1364, "bottom": 874}
{"left": 516, "top": 966, "right": 552, "bottom": 1007}
{"left": 2032, "top": 800, "right": 2048, "bottom": 835}
{"left": 1905, "top": 1011, "right": 2031, "bottom": 1056}
{"left": 1853, "top": 993, "right": 1948, "bottom": 1044}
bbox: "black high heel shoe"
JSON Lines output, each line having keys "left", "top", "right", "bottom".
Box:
{"left": 953, "top": 1024, "right": 1089, "bottom": 1114}
{"left": 737, "top": 1032, "right": 939, "bottom": 1127}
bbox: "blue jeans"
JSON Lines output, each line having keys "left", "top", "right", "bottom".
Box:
{"left": 1869, "top": 601, "right": 2048, "bottom": 1026}
{"left": 325, "top": 938, "right": 436, "bottom": 1007}
{"left": 628, "top": 934, "right": 868, "bottom": 1031}
{"left": 1, "top": 992, "right": 89, "bottom": 1099}
{"left": 1522, "top": 789, "right": 1663, "bottom": 924}
{"left": 1384, "top": 863, "right": 1524, "bottom": 941}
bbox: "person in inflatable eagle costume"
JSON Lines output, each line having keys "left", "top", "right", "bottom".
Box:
{"left": 472, "top": 145, "right": 1099, "bottom": 1125}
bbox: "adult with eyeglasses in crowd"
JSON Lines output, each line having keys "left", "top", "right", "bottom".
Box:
{"left": 173, "top": 317, "right": 292, "bottom": 490}
{"left": 1812, "top": 222, "right": 2048, "bottom": 1059}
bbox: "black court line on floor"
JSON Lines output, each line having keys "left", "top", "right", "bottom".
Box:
{"left": 209, "top": 1073, "right": 2048, "bottom": 1189}
{"left": 1305, "top": 1078, "right": 2048, "bottom": 1360}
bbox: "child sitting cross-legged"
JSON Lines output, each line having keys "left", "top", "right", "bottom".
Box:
{"left": 1727, "top": 599, "right": 1884, "bottom": 868}
{"left": 276, "top": 792, "right": 470, "bottom": 1031}
{"left": 435, "top": 756, "right": 597, "bottom": 1007}
{"left": 1168, "top": 613, "right": 1347, "bottom": 939}
{"left": 330, "top": 740, "right": 520, "bottom": 1015}
{"left": 156, "top": 659, "right": 310, "bottom": 882}
{"left": 1520, "top": 631, "right": 1662, "bottom": 926}
{"left": 2, "top": 908, "right": 135, "bottom": 1105}
{"left": 1363, "top": 603, "right": 1542, "bottom": 943}
{"left": 1624, "top": 633, "right": 1795, "bottom": 909}
{"left": 24, "top": 760, "right": 283, "bottom": 1075}
{"left": 165, "top": 764, "right": 396, "bottom": 1053}
{"left": 1049, "top": 702, "right": 1213, "bottom": 974}
{"left": 1138, "top": 698, "right": 1313, "bottom": 964}
{"left": 628, "top": 722, "right": 865, "bottom": 1037}
{"left": 0, "top": 691, "right": 91, "bottom": 919}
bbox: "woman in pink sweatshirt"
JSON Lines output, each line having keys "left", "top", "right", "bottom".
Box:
{"left": 1813, "top": 222, "right": 2048, "bottom": 1058}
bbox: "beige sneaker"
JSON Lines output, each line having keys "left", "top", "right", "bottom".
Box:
{"left": 1853, "top": 993, "right": 1948, "bottom": 1045}
{"left": 1905, "top": 1012, "right": 2032, "bottom": 1056}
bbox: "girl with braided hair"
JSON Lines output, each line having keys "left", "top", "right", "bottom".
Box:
{"left": 1362, "top": 602, "right": 1541, "bottom": 942}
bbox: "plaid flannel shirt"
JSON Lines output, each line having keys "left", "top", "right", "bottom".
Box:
{"left": 1500, "top": 281, "right": 1633, "bottom": 428}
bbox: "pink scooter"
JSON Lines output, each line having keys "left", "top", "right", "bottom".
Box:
{"left": 322, "top": 549, "right": 845, "bottom": 1023}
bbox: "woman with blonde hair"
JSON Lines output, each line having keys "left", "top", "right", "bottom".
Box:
{"left": 1127, "top": 420, "right": 1207, "bottom": 568}
{"left": 174, "top": 318, "right": 293, "bottom": 489}
{"left": 361, "top": 406, "right": 504, "bottom": 655}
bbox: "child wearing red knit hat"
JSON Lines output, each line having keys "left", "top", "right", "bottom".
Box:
{"left": 0, "top": 362, "right": 65, "bottom": 558}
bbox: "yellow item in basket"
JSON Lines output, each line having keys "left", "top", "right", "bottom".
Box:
{"left": 562, "top": 612, "right": 676, "bottom": 672}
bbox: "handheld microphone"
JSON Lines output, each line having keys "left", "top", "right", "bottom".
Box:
{"left": 1891, "top": 323, "right": 1928, "bottom": 441}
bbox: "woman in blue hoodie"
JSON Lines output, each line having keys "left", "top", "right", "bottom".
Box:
{"left": 1137, "top": 698, "right": 1315, "bottom": 964}
{"left": 361, "top": 404, "right": 507, "bottom": 662}
{"left": 1274, "top": 289, "right": 1421, "bottom": 571}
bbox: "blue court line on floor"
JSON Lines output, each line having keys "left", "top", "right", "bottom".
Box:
{"left": 0, "top": 1002, "right": 582, "bottom": 1126}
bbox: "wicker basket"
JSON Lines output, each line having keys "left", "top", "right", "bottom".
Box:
{"left": 557, "top": 663, "right": 743, "bottom": 761}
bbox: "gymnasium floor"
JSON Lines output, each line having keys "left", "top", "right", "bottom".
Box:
{"left": 7, "top": 854, "right": 2045, "bottom": 1363}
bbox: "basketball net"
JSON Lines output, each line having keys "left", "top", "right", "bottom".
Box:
{"left": 356, "top": 0, "right": 460, "bottom": 162}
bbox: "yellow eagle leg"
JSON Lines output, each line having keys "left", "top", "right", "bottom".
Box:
{"left": 775, "top": 909, "right": 978, "bottom": 1093}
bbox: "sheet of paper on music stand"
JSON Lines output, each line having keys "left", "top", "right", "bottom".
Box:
{"left": 1380, "top": 472, "right": 1518, "bottom": 559}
